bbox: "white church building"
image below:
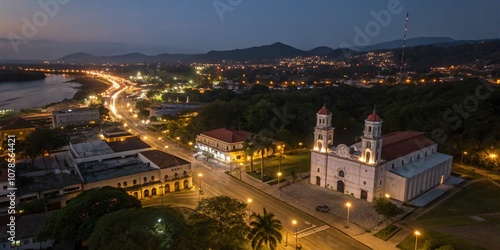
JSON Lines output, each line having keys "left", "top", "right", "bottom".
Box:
{"left": 310, "top": 106, "right": 453, "bottom": 202}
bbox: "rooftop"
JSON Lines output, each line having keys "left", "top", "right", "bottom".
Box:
{"left": 103, "top": 129, "right": 133, "bottom": 138}
{"left": 200, "top": 128, "right": 251, "bottom": 143}
{"left": 366, "top": 109, "right": 382, "bottom": 122}
{"left": 389, "top": 152, "right": 453, "bottom": 178}
{"left": 381, "top": 131, "right": 436, "bottom": 161}
{"left": 18, "top": 173, "right": 82, "bottom": 196}
{"left": 79, "top": 157, "right": 156, "bottom": 183}
{"left": 139, "top": 150, "right": 190, "bottom": 169}
{"left": 106, "top": 137, "right": 150, "bottom": 152}
{"left": 0, "top": 116, "right": 34, "bottom": 130}
{"left": 317, "top": 105, "right": 331, "bottom": 115}
{"left": 52, "top": 107, "right": 98, "bottom": 114}
{"left": 72, "top": 140, "right": 114, "bottom": 158}
{"left": 71, "top": 137, "right": 151, "bottom": 158}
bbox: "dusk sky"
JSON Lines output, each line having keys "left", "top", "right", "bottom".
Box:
{"left": 1, "top": 0, "right": 499, "bottom": 60}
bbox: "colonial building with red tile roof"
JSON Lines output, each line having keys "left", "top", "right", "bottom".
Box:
{"left": 196, "top": 128, "right": 251, "bottom": 163}
{"left": 310, "top": 106, "right": 453, "bottom": 203}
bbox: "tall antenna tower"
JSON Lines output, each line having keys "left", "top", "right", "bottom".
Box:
{"left": 398, "top": 12, "right": 409, "bottom": 84}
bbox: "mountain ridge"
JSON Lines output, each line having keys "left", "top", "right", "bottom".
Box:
{"left": 54, "top": 37, "right": 498, "bottom": 64}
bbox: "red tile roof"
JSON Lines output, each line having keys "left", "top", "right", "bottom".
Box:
{"left": 366, "top": 112, "right": 382, "bottom": 122}
{"left": 381, "top": 131, "right": 435, "bottom": 161}
{"left": 201, "top": 128, "right": 251, "bottom": 143}
{"left": 0, "top": 117, "right": 34, "bottom": 130}
{"left": 106, "top": 137, "right": 151, "bottom": 152}
{"left": 140, "top": 150, "right": 190, "bottom": 169}
{"left": 317, "top": 106, "right": 331, "bottom": 115}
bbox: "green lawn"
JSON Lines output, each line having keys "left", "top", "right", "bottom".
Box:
{"left": 397, "top": 229, "right": 485, "bottom": 250}
{"left": 397, "top": 180, "right": 500, "bottom": 250}
{"left": 246, "top": 150, "right": 311, "bottom": 182}
{"left": 373, "top": 224, "right": 401, "bottom": 241}
{"left": 451, "top": 165, "right": 484, "bottom": 180}
{"left": 419, "top": 181, "right": 500, "bottom": 219}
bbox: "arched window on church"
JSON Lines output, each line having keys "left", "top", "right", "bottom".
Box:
{"left": 368, "top": 126, "right": 372, "bottom": 132}
{"left": 339, "top": 170, "right": 345, "bottom": 177}
{"left": 317, "top": 142, "right": 322, "bottom": 150}
{"left": 317, "top": 168, "right": 320, "bottom": 173}
{"left": 318, "top": 134, "right": 323, "bottom": 140}
{"left": 365, "top": 152, "right": 371, "bottom": 162}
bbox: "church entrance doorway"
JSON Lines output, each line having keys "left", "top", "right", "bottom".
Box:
{"left": 360, "top": 190, "right": 368, "bottom": 200}
{"left": 337, "top": 180, "right": 345, "bottom": 193}
{"left": 316, "top": 176, "right": 321, "bottom": 185}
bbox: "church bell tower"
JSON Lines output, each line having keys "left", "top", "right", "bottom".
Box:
{"left": 361, "top": 108, "right": 383, "bottom": 164}
{"left": 314, "top": 106, "right": 334, "bottom": 153}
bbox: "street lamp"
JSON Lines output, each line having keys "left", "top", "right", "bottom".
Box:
{"left": 345, "top": 202, "right": 351, "bottom": 228}
{"left": 385, "top": 193, "right": 390, "bottom": 199}
{"left": 461, "top": 151, "right": 468, "bottom": 166}
{"left": 277, "top": 145, "right": 282, "bottom": 173}
{"left": 277, "top": 172, "right": 282, "bottom": 189}
{"left": 198, "top": 173, "right": 203, "bottom": 201}
{"left": 292, "top": 219, "right": 298, "bottom": 249}
{"left": 490, "top": 153, "right": 497, "bottom": 159}
{"left": 176, "top": 137, "right": 180, "bottom": 147}
{"left": 247, "top": 198, "right": 252, "bottom": 221}
{"left": 277, "top": 172, "right": 282, "bottom": 199}
{"left": 414, "top": 230, "right": 421, "bottom": 250}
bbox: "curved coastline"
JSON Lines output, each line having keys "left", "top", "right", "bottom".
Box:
{"left": 0, "top": 74, "right": 110, "bottom": 117}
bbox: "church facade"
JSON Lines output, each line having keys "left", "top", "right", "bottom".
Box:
{"left": 310, "top": 106, "right": 453, "bottom": 202}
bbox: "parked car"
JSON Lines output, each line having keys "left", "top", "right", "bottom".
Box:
{"left": 315, "top": 205, "right": 330, "bottom": 213}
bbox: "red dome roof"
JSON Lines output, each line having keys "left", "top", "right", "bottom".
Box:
{"left": 317, "top": 106, "right": 331, "bottom": 115}
{"left": 366, "top": 111, "right": 382, "bottom": 122}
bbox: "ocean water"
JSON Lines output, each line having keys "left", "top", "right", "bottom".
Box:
{"left": 0, "top": 74, "right": 80, "bottom": 111}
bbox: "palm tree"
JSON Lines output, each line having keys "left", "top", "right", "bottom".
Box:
{"left": 243, "top": 136, "right": 257, "bottom": 172}
{"left": 247, "top": 208, "right": 283, "bottom": 250}
{"left": 254, "top": 132, "right": 274, "bottom": 181}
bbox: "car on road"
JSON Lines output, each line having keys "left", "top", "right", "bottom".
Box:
{"left": 315, "top": 205, "right": 330, "bottom": 213}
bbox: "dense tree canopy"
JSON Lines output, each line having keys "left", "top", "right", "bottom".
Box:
{"left": 179, "top": 78, "right": 499, "bottom": 169}
{"left": 188, "top": 196, "right": 249, "bottom": 250}
{"left": 24, "top": 128, "right": 68, "bottom": 165}
{"left": 88, "top": 207, "right": 189, "bottom": 250}
{"left": 37, "top": 186, "right": 142, "bottom": 244}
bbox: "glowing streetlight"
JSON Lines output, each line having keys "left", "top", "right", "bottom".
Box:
{"left": 277, "top": 172, "right": 282, "bottom": 199}
{"left": 247, "top": 198, "right": 252, "bottom": 221}
{"left": 345, "top": 202, "right": 351, "bottom": 228}
{"left": 490, "top": 153, "right": 497, "bottom": 159}
{"left": 385, "top": 193, "right": 390, "bottom": 199}
{"left": 292, "top": 220, "right": 298, "bottom": 249}
{"left": 461, "top": 151, "right": 468, "bottom": 166}
{"left": 176, "top": 137, "right": 180, "bottom": 147}
{"left": 414, "top": 230, "right": 421, "bottom": 250}
{"left": 277, "top": 172, "right": 282, "bottom": 189}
